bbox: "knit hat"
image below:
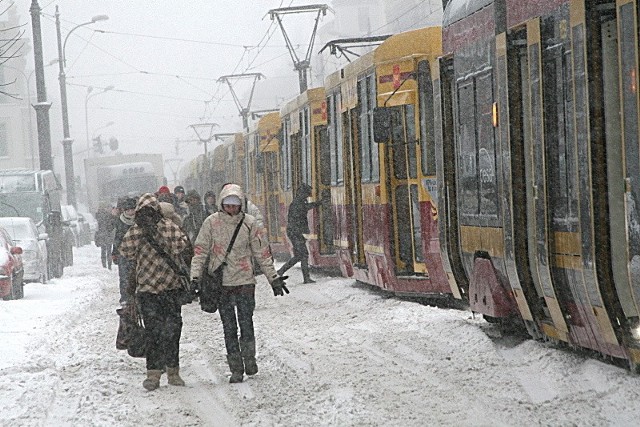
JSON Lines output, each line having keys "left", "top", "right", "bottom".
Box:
{"left": 222, "top": 194, "right": 242, "bottom": 206}
{"left": 158, "top": 185, "right": 170, "bottom": 195}
{"left": 119, "top": 197, "right": 137, "bottom": 210}
{"left": 174, "top": 185, "right": 185, "bottom": 194}
{"left": 136, "top": 193, "right": 159, "bottom": 212}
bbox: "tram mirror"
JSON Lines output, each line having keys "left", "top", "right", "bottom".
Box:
{"left": 373, "top": 107, "right": 391, "bottom": 143}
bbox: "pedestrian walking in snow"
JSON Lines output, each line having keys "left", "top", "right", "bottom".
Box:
{"left": 190, "top": 183, "right": 288, "bottom": 383}
{"left": 204, "top": 190, "right": 218, "bottom": 215}
{"left": 119, "top": 193, "right": 191, "bottom": 391}
{"left": 277, "top": 183, "right": 321, "bottom": 283}
{"left": 183, "top": 190, "right": 207, "bottom": 243}
{"left": 95, "top": 203, "right": 116, "bottom": 269}
{"left": 111, "top": 197, "right": 137, "bottom": 305}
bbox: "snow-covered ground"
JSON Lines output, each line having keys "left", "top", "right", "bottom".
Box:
{"left": 2, "top": 246, "right": 640, "bottom": 426}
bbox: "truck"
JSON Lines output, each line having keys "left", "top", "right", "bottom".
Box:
{"left": 0, "top": 169, "right": 67, "bottom": 278}
{"left": 84, "top": 154, "right": 165, "bottom": 213}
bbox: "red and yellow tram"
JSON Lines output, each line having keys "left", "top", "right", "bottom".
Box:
{"left": 325, "top": 26, "right": 457, "bottom": 296}
{"left": 280, "top": 88, "right": 338, "bottom": 268}
{"left": 441, "top": 0, "right": 640, "bottom": 368}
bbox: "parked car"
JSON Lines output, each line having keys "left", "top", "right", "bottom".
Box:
{"left": 0, "top": 217, "right": 48, "bottom": 283}
{"left": 59, "top": 206, "right": 74, "bottom": 267}
{"left": 0, "top": 226, "right": 24, "bottom": 300}
{"left": 61, "top": 205, "right": 80, "bottom": 247}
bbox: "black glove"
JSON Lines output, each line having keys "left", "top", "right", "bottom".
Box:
{"left": 271, "top": 276, "right": 289, "bottom": 296}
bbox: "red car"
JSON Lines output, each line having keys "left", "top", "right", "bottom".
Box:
{"left": 0, "top": 226, "right": 24, "bottom": 300}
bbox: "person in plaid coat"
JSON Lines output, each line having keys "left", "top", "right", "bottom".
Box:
{"left": 119, "top": 193, "right": 190, "bottom": 391}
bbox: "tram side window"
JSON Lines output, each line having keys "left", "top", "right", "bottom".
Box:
{"left": 358, "top": 74, "right": 380, "bottom": 183}
{"left": 388, "top": 104, "right": 417, "bottom": 180}
{"left": 542, "top": 21, "right": 578, "bottom": 231}
{"left": 301, "top": 107, "right": 312, "bottom": 185}
{"left": 418, "top": 60, "right": 437, "bottom": 176}
{"left": 476, "top": 72, "right": 498, "bottom": 218}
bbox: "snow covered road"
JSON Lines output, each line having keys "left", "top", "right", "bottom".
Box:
{"left": 2, "top": 246, "right": 640, "bottom": 426}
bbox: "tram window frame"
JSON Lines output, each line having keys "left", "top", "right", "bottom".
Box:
{"left": 388, "top": 104, "right": 417, "bottom": 180}
{"left": 328, "top": 92, "right": 344, "bottom": 186}
{"left": 300, "top": 108, "right": 312, "bottom": 186}
{"left": 281, "top": 118, "right": 292, "bottom": 191}
{"left": 418, "top": 60, "right": 437, "bottom": 176}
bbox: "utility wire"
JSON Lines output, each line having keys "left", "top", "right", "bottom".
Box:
{"left": 94, "top": 29, "right": 287, "bottom": 49}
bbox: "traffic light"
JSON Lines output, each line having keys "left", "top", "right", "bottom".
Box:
{"left": 109, "top": 137, "right": 119, "bottom": 151}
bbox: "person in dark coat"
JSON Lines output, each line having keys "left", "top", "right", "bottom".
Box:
{"left": 204, "top": 190, "right": 218, "bottom": 215}
{"left": 183, "top": 190, "right": 207, "bottom": 243}
{"left": 173, "top": 185, "right": 189, "bottom": 219}
{"left": 277, "top": 184, "right": 321, "bottom": 283}
{"left": 112, "top": 197, "right": 137, "bottom": 305}
{"left": 95, "top": 203, "right": 116, "bottom": 269}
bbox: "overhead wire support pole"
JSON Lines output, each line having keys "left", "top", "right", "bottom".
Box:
{"left": 217, "top": 73, "right": 264, "bottom": 131}
{"left": 268, "top": 4, "right": 330, "bottom": 93}
{"left": 189, "top": 123, "right": 219, "bottom": 187}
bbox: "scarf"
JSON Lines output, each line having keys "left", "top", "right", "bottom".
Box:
{"left": 120, "top": 211, "right": 135, "bottom": 226}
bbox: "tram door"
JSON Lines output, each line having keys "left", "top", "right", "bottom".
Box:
{"left": 263, "top": 150, "right": 281, "bottom": 244}
{"left": 606, "top": 0, "right": 640, "bottom": 320}
{"left": 386, "top": 101, "right": 423, "bottom": 275}
{"left": 520, "top": 19, "right": 569, "bottom": 337}
{"left": 314, "top": 124, "right": 335, "bottom": 254}
{"left": 344, "top": 106, "right": 365, "bottom": 266}
{"left": 290, "top": 130, "right": 303, "bottom": 192}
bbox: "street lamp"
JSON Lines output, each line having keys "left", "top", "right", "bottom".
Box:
{"left": 85, "top": 85, "right": 114, "bottom": 158}
{"left": 55, "top": 5, "right": 109, "bottom": 207}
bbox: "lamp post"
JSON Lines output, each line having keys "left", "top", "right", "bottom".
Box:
{"left": 55, "top": 6, "right": 108, "bottom": 208}
{"left": 85, "top": 85, "right": 114, "bottom": 158}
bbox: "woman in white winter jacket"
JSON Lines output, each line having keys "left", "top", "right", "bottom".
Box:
{"left": 190, "top": 183, "right": 288, "bottom": 383}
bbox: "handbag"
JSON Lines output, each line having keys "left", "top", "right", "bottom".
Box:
{"left": 127, "top": 304, "right": 146, "bottom": 358}
{"left": 199, "top": 214, "right": 245, "bottom": 313}
{"left": 115, "top": 303, "right": 146, "bottom": 358}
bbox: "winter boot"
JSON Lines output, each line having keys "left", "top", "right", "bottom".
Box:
{"left": 240, "top": 340, "right": 258, "bottom": 376}
{"left": 301, "top": 259, "right": 315, "bottom": 284}
{"left": 142, "top": 369, "right": 163, "bottom": 391}
{"left": 226, "top": 353, "right": 244, "bottom": 383}
{"left": 166, "top": 367, "right": 185, "bottom": 386}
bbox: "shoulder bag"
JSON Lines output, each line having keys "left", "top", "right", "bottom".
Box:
{"left": 200, "top": 214, "right": 244, "bottom": 313}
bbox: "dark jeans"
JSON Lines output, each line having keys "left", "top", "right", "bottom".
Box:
{"left": 279, "top": 233, "right": 309, "bottom": 277}
{"left": 138, "top": 290, "right": 183, "bottom": 370}
{"left": 117, "top": 258, "right": 133, "bottom": 304}
{"left": 218, "top": 285, "right": 256, "bottom": 354}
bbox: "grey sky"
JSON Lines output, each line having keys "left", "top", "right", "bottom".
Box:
{"left": 14, "top": 0, "right": 319, "bottom": 173}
